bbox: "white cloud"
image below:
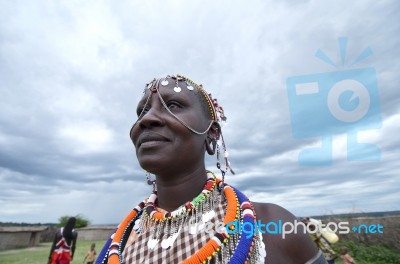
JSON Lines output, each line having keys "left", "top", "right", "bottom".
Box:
{"left": 0, "top": 0, "right": 399, "bottom": 224}
{"left": 56, "top": 122, "right": 113, "bottom": 154}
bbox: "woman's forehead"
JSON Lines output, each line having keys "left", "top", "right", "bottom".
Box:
{"left": 137, "top": 81, "right": 202, "bottom": 106}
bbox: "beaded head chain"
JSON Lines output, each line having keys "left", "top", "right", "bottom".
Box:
{"left": 130, "top": 74, "right": 235, "bottom": 179}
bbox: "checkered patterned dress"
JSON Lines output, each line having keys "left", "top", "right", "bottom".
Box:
{"left": 122, "top": 196, "right": 226, "bottom": 263}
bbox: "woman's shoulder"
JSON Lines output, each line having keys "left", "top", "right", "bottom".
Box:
{"left": 252, "top": 202, "right": 321, "bottom": 264}
{"left": 252, "top": 202, "right": 292, "bottom": 218}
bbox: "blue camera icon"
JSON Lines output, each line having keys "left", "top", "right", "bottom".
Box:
{"left": 286, "top": 67, "right": 381, "bottom": 165}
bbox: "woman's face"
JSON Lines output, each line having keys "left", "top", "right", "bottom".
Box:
{"left": 130, "top": 79, "right": 211, "bottom": 174}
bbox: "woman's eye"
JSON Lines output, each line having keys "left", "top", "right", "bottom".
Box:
{"left": 137, "top": 107, "right": 148, "bottom": 116}
{"left": 167, "top": 102, "right": 181, "bottom": 110}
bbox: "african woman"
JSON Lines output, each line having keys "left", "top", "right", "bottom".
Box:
{"left": 97, "top": 75, "right": 326, "bottom": 264}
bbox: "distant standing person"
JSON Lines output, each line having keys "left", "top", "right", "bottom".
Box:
{"left": 340, "top": 246, "right": 356, "bottom": 264}
{"left": 83, "top": 243, "right": 97, "bottom": 264}
{"left": 48, "top": 217, "right": 78, "bottom": 264}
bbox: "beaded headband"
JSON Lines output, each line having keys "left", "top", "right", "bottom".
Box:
{"left": 133, "top": 74, "right": 227, "bottom": 133}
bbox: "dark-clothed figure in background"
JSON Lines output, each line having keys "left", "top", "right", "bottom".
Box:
{"left": 48, "top": 217, "right": 78, "bottom": 264}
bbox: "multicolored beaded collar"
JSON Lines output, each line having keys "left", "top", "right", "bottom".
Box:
{"left": 141, "top": 174, "right": 219, "bottom": 251}
{"left": 96, "top": 173, "right": 266, "bottom": 264}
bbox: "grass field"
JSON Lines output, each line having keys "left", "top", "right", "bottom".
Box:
{"left": 1, "top": 239, "right": 400, "bottom": 264}
{"left": 0, "top": 240, "right": 106, "bottom": 264}
{"left": 332, "top": 240, "right": 400, "bottom": 264}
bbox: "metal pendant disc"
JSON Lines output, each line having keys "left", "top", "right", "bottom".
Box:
{"left": 161, "top": 238, "right": 170, "bottom": 249}
{"left": 161, "top": 80, "right": 169, "bottom": 86}
{"left": 174, "top": 87, "right": 181, "bottom": 93}
{"left": 189, "top": 224, "right": 198, "bottom": 235}
{"left": 197, "top": 220, "right": 205, "bottom": 231}
{"left": 260, "top": 247, "right": 267, "bottom": 257}
{"left": 147, "top": 238, "right": 159, "bottom": 250}
{"left": 208, "top": 210, "right": 216, "bottom": 219}
{"left": 169, "top": 232, "right": 179, "bottom": 245}
{"left": 133, "top": 219, "right": 141, "bottom": 229}
{"left": 187, "top": 85, "right": 194, "bottom": 90}
{"left": 202, "top": 212, "right": 210, "bottom": 223}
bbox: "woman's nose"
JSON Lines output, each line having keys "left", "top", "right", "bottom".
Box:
{"left": 138, "top": 104, "right": 164, "bottom": 129}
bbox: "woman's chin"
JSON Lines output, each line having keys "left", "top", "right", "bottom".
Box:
{"left": 138, "top": 158, "right": 165, "bottom": 174}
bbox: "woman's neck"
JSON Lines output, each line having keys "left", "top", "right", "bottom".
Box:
{"left": 154, "top": 166, "right": 208, "bottom": 212}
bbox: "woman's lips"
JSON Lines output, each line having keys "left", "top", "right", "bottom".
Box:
{"left": 140, "top": 140, "right": 168, "bottom": 148}
{"left": 137, "top": 132, "right": 170, "bottom": 148}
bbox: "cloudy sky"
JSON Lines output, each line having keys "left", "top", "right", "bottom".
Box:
{"left": 1, "top": 0, "right": 399, "bottom": 225}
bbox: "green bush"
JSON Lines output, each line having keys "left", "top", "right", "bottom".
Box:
{"left": 57, "top": 214, "right": 90, "bottom": 228}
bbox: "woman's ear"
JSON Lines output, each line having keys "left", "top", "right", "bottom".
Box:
{"left": 205, "top": 122, "right": 220, "bottom": 155}
{"left": 208, "top": 122, "right": 220, "bottom": 140}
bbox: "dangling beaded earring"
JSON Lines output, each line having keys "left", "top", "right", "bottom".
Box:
{"left": 220, "top": 132, "right": 235, "bottom": 175}
{"left": 146, "top": 171, "right": 156, "bottom": 192}
{"left": 208, "top": 96, "right": 235, "bottom": 189}
{"left": 215, "top": 140, "right": 225, "bottom": 185}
